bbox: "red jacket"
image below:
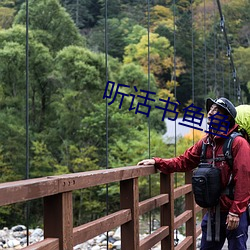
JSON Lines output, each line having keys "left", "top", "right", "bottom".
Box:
{"left": 154, "top": 124, "right": 250, "bottom": 216}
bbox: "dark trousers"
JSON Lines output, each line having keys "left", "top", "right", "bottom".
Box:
{"left": 200, "top": 210, "right": 249, "bottom": 250}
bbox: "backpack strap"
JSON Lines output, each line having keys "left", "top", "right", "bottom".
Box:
{"left": 201, "top": 142, "right": 224, "bottom": 163}
{"left": 222, "top": 132, "right": 243, "bottom": 200}
{"left": 223, "top": 132, "right": 242, "bottom": 169}
{"left": 200, "top": 142, "right": 208, "bottom": 162}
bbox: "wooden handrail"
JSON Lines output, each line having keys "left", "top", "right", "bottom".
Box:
{"left": 0, "top": 165, "right": 203, "bottom": 250}
{"left": 0, "top": 165, "right": 156, "bottom": 206}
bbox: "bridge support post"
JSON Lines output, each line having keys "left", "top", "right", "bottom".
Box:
{"left": 161, "top": 173, "right": 174, "bottom": 250}
{"left": 44, "top": 192, "right": 73, "bottom": 250}
{"left": 185, "top": 171, "right": 197, "bottom": 250}
{"left": 120, "top": 178, "right": 139, "bottom": 250}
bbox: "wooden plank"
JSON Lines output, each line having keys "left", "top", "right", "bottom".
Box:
{"left": 140, "top": 226, "right": 169, "bottom": 250}
{"left": 44, "top": 192, "right": 73, "bottom": 250}
{"left": 196, "top": 226, "right": 202, "bottom": 237}
{"left": 58, "top": 165, "right": 156, "bottom": 192}
{"left": 175, "top": 236, "right": 193, "bottom": 250}
{"left": 161, "top": 173, "right": 174, "bottom": 250}
{"left": 22, "top": 238, "right": 59, "bottom": 250}
{"left": 174, "top": 210, "right": 192, "bottom": 229}
{"left": 73, "top": 209, "right": 131, "bottom": 245}
{"left": 120, "top": 178, "right": 140, "bottom": 250}
{"left": 139, "top": 194, "right": 169, "bottom": 215}
{"left": 174, "top": 184, "right": 192, "bottom": 199}
{"left": 195, "top": 204, "right": 203, "bottom": 213}
{"left": 0, "top": 177, "right": 59, "bottom": 206}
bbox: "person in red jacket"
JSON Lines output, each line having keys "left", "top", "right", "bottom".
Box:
{"left": 138, "top": 97, "right": 250, "bottom": 250}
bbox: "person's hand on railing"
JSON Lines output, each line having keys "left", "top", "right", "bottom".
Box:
{"left": 137, "top": 159, "right": 155, "bottom": 166}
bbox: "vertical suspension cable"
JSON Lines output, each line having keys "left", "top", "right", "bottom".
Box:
{"left": 219, "top": 19, "right": 225, "bottom": 96}
{"left": 25, "top": 0, "right": 29, "bottom": 191}
{"left": 222, "top": 58, "right": 225, "bottom": 96}
{"left": 147, "top": 0, "right": 152, "bottom": 234}
{"left": 213, "top": 0, "right": 217, "bottom": 96}
{"left": 219, "top": 37, "right": 225, "bottom": 96}
{"left": 173, "top": 1, "right": 177, "bottom": 158}
{"left": 25, "top": 0, "right": 30, "bottom": 245}
{"left": 233, "top": 70, "right": 236, "bottom": 103}
{"left": 104, "top": 0, "right": 109, "bottom": 247}
{"left": 172, "top": 0, "right": 177, "bottom": 196}
{"left": 76, "top": 0, "right": 79, "bottom": 27}
{"left": 191, "top": 0, "right": 195, "bottom": 145}
{"left": 173, "top": 0, "right": 179, "bottom": 245}
{"left": 220, "top": 36, "right": 225, "bottom": 96}
{"left": 204, "top": 0, "right": 207, "bottom": 98}
{"left": 228, "top": 64, "right": 231, "bottom": 100}
{"left": 147, "top": 0, "right": 151, "bottom": 171}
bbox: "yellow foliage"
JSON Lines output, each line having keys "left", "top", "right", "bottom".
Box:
{"left": 124, "top": 33, "right": 173, "bottom": 76}
{"left": 176, "top": 129, "right": 205, "bottom": 156}
{"left": 184, "top": 128, "right": 205, "bottom": 142}
{"left": 158, "top": 88, "right": 174, "bottom": 100}
{"left": 166, "top": 80, "right": 180, "bottom": 92}
{"left": 149, "top": 5, "right": 174, "bottom": 32}
{"left": 174, "top": 57, "right": 186, "bottom": 77}
{"left": 157, "top": 81, "right": 179, "bottom": 105}
{"left": 124, "top": 28, "right": 185, "bottom": 92}
{"left": 152, "top": 5, "right": 173, "bottom": 19}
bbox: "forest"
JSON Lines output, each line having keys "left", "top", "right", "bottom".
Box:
{"left": 0, "top": 0, "right": 249, "bottom": 228}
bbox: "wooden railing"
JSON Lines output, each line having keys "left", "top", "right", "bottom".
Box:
{"left": 0, "top": 165, "right": 203, "bottom": 250}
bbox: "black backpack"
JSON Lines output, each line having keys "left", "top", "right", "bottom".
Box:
{"left": 192, "top": 132, "right": 242, "bottom": 208}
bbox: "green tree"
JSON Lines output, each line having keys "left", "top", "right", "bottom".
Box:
{"left": 0, "top": 112, "right": 26, "bottom": 180}
{"left": 234, "top": 46, "right": 250, "bottom": 102}
{"left": 0, "top": 25, "right": 56, "bottom": 132}
{"left": 14, "top": 0, "right": 84, "bottom": 52}
{"left": 30, "top": 141, "right": 57, "bottom": 177}
{"left": 87, "top": 17, "right": 137, "bottom": 60}
{"left": 43, "top": 46, "right": 108, "bottom": 167}
{"left": 61, "top": 0, "right": 101, "bottom": 28}
{"left": 0, "top": 6, "right": 15, "bottom": 29}
{"left": 222, "top": 0, "right": 250, "bottom": 46}
{"left": 124, "top": 32, "right": 185, "bottom": 90}
{"left": 0, "top": 39, "right": 27, "bottom": 180}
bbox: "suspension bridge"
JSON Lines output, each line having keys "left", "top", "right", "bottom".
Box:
{"left": 0, "top": 0, "right": 249, "bottom": 249}
{"left": 1, "top": 165, "right": 250, "bottom": 249}
{"left": 0, "top": 165, "right": 204, "bottom": 249}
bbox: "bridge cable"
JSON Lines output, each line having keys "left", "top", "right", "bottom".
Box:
{"left": 204, "top": 0, "right": 207, "bottom": 98}
{"left": 76, "top": 0, "right": 79, "bottom": 27}
{"left": 172, "top": 0, "right": 177, "bottom": 178}
{"left": 147, "top": 0, "right": 152, "bottom": 234}
{"left": 104, "top": 0, "right": 110, "bottom": 248}
{"left": 172, "top": 0, "right": 179, "bottom": 245}
{"left": 191, "top": 0, "right": 195, "bottom": 145}
{"left": 215, "top": 0, "right": 242, "bottom": 104}
{"left": 228, "top": 64, "right": 231, "bottom": 100}
{"left": 25, "top": 0, "right": 30, "bottom": 245}
{"left": 218, "top": 19, "right": 225, "bottom": 97}
{"left": 213, "top": 0, "right": 217, "bottom": 96}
